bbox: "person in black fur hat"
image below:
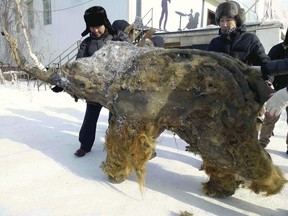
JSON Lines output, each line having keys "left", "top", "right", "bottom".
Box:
{"left": 207, "top": 1, "right": 274, "bottom": 138}
{"left": 72, "top": 6, "right": 132, "bottom": 157}
{"left": 81, "top": 6, "right": 113, "bottom": 37}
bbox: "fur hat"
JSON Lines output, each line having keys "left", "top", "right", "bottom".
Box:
{"left": 215, "top": 1, "right": 246, "bottom": 27}
{"left": 81, "top": 6, "right": 110, "bottom": 36}
{"left": 84, "top": 6, "right": 107, "bottom": 27}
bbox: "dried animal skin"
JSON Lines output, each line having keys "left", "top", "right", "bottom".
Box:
{"left": 16, "top": 42, "right": 288, "bottom": 197}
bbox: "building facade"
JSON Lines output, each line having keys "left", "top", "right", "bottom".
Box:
{"left": 0, "top": 0, "right": 288, "bottom": 66}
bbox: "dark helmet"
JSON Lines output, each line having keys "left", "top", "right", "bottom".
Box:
{"left": 150, "top": 36, "right": 165, "bottom": 48}
{"left": 215, "top": 1, "right": 246, "bottom": 27}
{"left": 112, "top": 20, "right": 130, "bottom": 31}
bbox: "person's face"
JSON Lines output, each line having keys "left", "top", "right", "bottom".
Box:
{"left": 219, "top": 16, "right": 237, "bottom": 30}
{"left": 89, "top": 25, "right": 105, "bottom": 37}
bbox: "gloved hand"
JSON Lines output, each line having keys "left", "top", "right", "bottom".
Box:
{"left": 265, "top": 88, "right": 288, "bottom": 117}
{"left": 265, "top": 80, "right": 274, "bottom": 89}
{"left": 51, "top": 85, "right": 64, "bottom": 93}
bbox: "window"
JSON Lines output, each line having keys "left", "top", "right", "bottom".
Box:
{"left": 27, "top": 0, "right": 34, "bottom": 29}
{"left": 43, "top": 0, "right": 52, "bottom": 25}
{"left": 207, "top": 9, "right": 216, "bottom": 26}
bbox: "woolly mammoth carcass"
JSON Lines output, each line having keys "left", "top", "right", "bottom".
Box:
{"left": 54, "top": 41, "right": 285, "bottom": 198}
{"left": 11, "top": 41, "right": 287, "bottom": 198}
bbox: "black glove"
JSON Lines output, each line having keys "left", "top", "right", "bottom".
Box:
{"left": 249, "top": 79, "right": 275, "bottom": 104}
{"left": 74, "top": 95, "right": 78, "bottom": 102}
{"left": 51, "top": 85, "right": 64, "bottom": 93}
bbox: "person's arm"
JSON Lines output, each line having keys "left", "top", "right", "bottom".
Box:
{"left": 249, "top": 34, "right": 274, "bottom": 83}
{"left": 261, "top": 58, "right": 288, "bottom": 77}
{"left": 265, "top": 87, "right": 288, "bottom": 117}
{"left": 249, "top": 35, "right": 270, "bottom": 63}
{"left": 76, "top": 37, "right": 91, "bottom": 59}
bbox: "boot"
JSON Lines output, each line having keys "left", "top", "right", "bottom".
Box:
{"left": 74, "top": 149, "right": 90, "bottom": 157}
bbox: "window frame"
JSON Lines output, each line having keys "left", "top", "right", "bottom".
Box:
{"left": 26, "top": 0, "right": 34, "bottom": 29}
{"left": 43, "top": 0, "right": 52, "bottom": 25}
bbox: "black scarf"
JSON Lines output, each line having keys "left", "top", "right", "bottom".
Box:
{"left": 220, "top": 28, "right": 236, "bottom": 40}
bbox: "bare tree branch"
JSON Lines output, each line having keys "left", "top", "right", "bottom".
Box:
{"left": 14, "top": 0, "right": 46, "bottom": 70}
{"left": 1, "top": 28, "right": 26, "bottom": 67}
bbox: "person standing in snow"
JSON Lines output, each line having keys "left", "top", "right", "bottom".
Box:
{"left": 74, "top": 6, "right": 132, "bottom": 157}
{"left": 258, "top": 29, "right": 288, "bottom": 153}
{"left": 261, "top": 55, "right": 288, "bottom": 154}
{"left": 207, "top": 1, "right": 274, "bottom": 128}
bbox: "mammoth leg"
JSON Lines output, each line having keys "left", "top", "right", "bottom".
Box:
{"left": 201, "top": 162, "right": 242, "bottom": 198}
{"left": 101, "top": 116, "right": 163, "bottom": 190}
{"left": 200, "top": 138, "right": 287, "bottom": 197}
{"left": 246, "top": 149, "right": 287, "bottom": 196}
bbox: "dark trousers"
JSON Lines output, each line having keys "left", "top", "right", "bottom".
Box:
{"left": 79, "top": 102, "right": 112, "bottom": 152}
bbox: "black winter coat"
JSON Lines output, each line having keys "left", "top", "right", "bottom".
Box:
{"left": 77, "top": 29, "right": 131, "bottom": 58}
{"left": 208, "top": 25, "right": 272, "bottom": 81}
{"left": 265, "top": 43, "right": 288, "bottom": 90}
{"left": 261, "top": 57, "right": 288, "bottom": 87}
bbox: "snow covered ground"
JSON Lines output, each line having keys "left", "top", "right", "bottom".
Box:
{"left": 0, "top": 80, "right": 287, "bottom": 216}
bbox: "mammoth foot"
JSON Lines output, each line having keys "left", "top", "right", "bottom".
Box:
{"left": 100, "top": 161, "right": 131, "bottom": 184}
{"left": 249, "top": 164, "right": 287, "bottom": 195}
{"left": 201, "top": 162, "right": 242, "bottom": 198}
{"left": 202, "top": 174, "right": 242, "bottom": 198}
{"left": 107, "top": 174, "right": 127, "bottom": 184}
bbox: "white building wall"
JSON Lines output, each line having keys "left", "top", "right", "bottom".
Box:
{"left": 239, "top": 0, "right": 288, "bottom": 30}
{"left": 30, "top": 0, "right": 222, "bottom": 65}
{"left": 30, "top": 0, "right": 130, "bottom": 65}
{"left": 1, "top": 0, "right": 288, "bottom": 66}
{"left": 256, "top": 26, "right": 282, "bottom": 53}
{"left": 140, "top": 0, "right": 222, "bottom": 32}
